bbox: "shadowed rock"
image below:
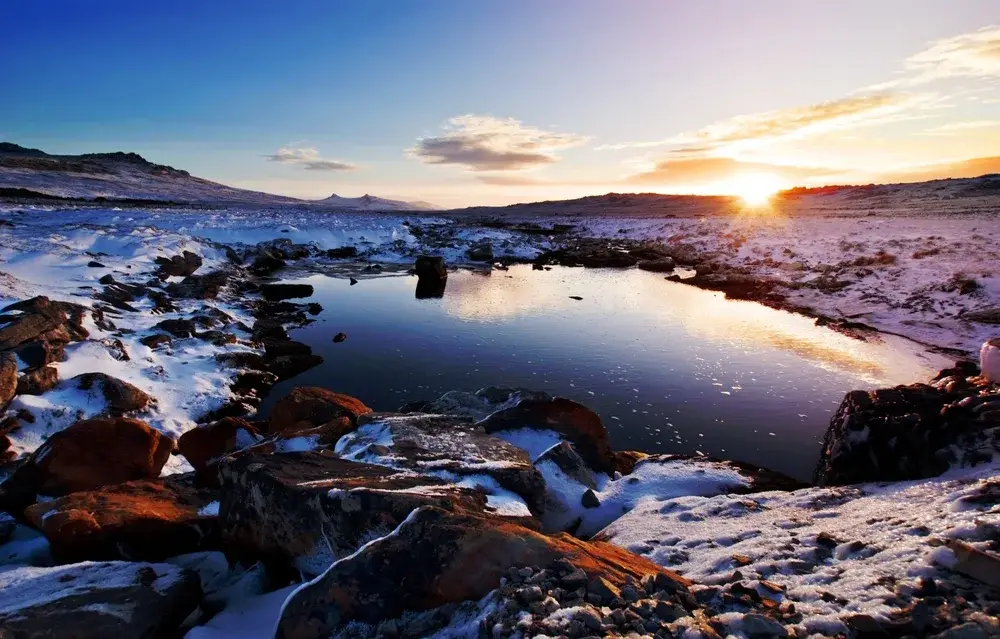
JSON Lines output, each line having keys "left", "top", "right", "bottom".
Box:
{"left": 155, "top": 250, "right": 203, "bottom": 277}
{"left": 72, "top": 372, "right": 152, "bottom": 414}
{"left": 261, "top": 283, "right": 314, "bottom": 301}
{"left": 267, "top": 387, "right": 371, "bottom": 435}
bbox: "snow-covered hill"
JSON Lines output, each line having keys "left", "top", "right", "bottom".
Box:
{"left": 0, "top": 143, "right": 434, "bottom": 210}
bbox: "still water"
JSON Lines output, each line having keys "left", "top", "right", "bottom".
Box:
{"left": 260, "top": 265, "right": 949, "bottom": 481}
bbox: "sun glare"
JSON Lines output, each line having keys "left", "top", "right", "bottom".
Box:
{"left": 729, "top": 174, "right": 783, "bottom": 207}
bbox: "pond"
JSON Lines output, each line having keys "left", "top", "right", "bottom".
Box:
{"left": 259, "top": 265, "right": 950, "bottom": 481}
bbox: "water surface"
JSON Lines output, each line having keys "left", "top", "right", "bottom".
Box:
{"left": 261, "top": 266, "right": 949, "bottom": 481}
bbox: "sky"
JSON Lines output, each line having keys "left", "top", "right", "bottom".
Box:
{"left": 2, "top": 1, "right": 1000, "bottom": 207}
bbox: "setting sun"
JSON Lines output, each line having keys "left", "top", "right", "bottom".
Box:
{"left": 728, "top": 173, "right": 784, "bottom": 206}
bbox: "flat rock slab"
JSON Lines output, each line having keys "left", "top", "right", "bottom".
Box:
{"left": 0, "top": 560, "right": 201, "bottom": 638}
{"left": 339, "top": 413, "right": 547, "bottom": 514}
{"left": 217, "top": 451, "right": 488, "bottom": 576}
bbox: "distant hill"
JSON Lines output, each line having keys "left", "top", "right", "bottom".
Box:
{"left": 0, "top": 142, "right": 435, "bottom": 210}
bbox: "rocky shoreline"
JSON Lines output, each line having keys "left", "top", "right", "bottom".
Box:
{"left": 0, "top": 220, "right": 998, "bottom": 638}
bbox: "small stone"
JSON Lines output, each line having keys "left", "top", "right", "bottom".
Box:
{"left": 581, "top": 489, "right": 600, "bottom": 508}
{"left": 562, "top": 568, "right": 589, "bottom": 589}
{"left": 621, "top": 585, "right": 640, "bottom": 603}
{"left": 518, "top": 585, "right": 544, "bottom": 604}
{"left": 333, "top": 332, "right": 347, "bottom": 343}
{"left": 588, "top": 576, "right": 621, "bottom": 603}
{"left": 742, "top": 613, "right": 789, "bottom": 638}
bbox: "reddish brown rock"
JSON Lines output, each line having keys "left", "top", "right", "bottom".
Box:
{"left": 612, "top": 450, "right": 650, "bottom": 476}
{"left": 481, "top": 397, "right": 616, "bottom": 474}
{"left": 72, "top": 372, "right": 152, "bottom": 414}
{"left": 0, "top": 417, "right": 174, "bottom": 509}
{"left": 177, "top": 417, "right": 262, "bottom": 483}
{"left": 266, "top": 387, "right": 371, "bottom": 435}
{"left": 276, "top": 507, "right": 687, "bottom": 638}
{"left": 24, "top": 474, "right": 219, "bottom": 562}
{"left": 16, "top": 365, "right": 58, "bottom": 395}
{"left": 218, "top": 451, "right": 489, "bottom": 574}
{"left": 0, "top": 352, "right": 16, "bottom": 408}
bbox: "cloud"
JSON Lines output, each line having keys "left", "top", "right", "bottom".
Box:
{"left": 899, "top": 25, "right": 1000, "bottom": 86}
{"left": 627, "top": 156, "right": 840, "bottom": 187}
{"left": 880, "top": 155, "right": 1000, "bottom": 183}
{"left": 474, "top": 174, "right": 548, "bottom": 186}
{"left": 921, "top": 119, "right": 1000, "bottom": 135}
{"left": 602, "top": 93, "right": 924, "bottom": 152}
{"left": 408, "top": 115, "right": 587, "bottom": 171}
{"left": 264, "top": 147, "right": 358, "bottom": 171}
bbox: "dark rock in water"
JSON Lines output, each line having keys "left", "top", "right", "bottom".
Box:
{"left": 73, "top": 372, "right": 152, "bottom": 414}
{"left": 349, "top": 277, "right": 358, "bottom": 285}
{"left": 218, "top": 452, "right": 488, "bottom": 573}
{"left": 275, "top": 506, "right": 684, "bottom": 638}
{"left": 0, "top": 417, "right": 173, "bottom": 509}
{"left": 466, "top": 242, "right": 494, "bottom": 262}
{"left": 569, "top": 295, "right": 583, "bottom": 301}
{"left": 98, "top": 273, "right": 116, "bottom": 285}
{"left": 87, "top": 260, "right": 105, "bottom": 268}
{"left": 251, "top": 253, "right": 286, "bottom": 275}
{"left": 415, "top": 276, "right": 447, "bottom": 299}
{"left": 0, "top": 352, "right": 16, "bottom": 408}
{"left": 814, "top": 369, "right": 1000, "bottom": 486}
{"left": 637, "top": 257, "right": 676, "bottom": 273}
{"left": 333, "top": 332, "right": 347, "bottom": 343}
{"left": 0, "top": 561, "right": 201, "bottom": 639}
{"left": 481, "top": 397, "right": 616, "bottom": 475}
{"left": 415, "top": 255, "right": 448, "bottom": 280}
{"left": 252, "top": 319, "right": 288, "bottom": 342}
{"left": 326, "top": 246, "right": 358, "bottom": 259}
{"left": 16, "top": 365, "right": 58, "bottom": 395}
{"left": 307, "top": 302, "right": 323, "bottom": 315}
{"left": 267, "top": 353, "right": 324, "bottom": 381}
{"left": 267, "top": 386, "right": 372, "bottom": 435}
{"left": 24, "top": 474, "right": 220, "bottom": 562}
{"left": 260, "top": 283, "right": 314, "bottom": 301}
{"left": 342, "top": 413, "right": 547, "bottom": 515}
{"left": 140, "top": 333, "right": 173, "bottom": 349}
{"left": 262, "top": 338, "right": 311, "bottom": 358}
{"left": 155, "top": 250, "right": 203, "bottom": 278}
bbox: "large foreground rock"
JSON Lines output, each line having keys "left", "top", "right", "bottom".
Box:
{"left": 266, "top": 387, "right": 371, "bottom": 435}
{"left": 0, "top": 560, "right": 201, "bottom": 638}
{"left": 24, "top": 475, "right": 219, "bottom": 562}
{"left": 339, "top": 413, "right": 547, "bottom": 514}
{"left": 178, "top": 417, "right": 263, "bottom": 483}
{"left": 275, "top": 506, "right": 686, "bottom": 639}
{"left": 814, "top": 369, "right": 1000, "bottom": 485}
{"left": 218, "top": 451, "right": 489, "bottom": 576}
{"left": 480, "top": 397, "right": 616, "bottom": 475}
{"left": 0, "top": 417, "right": 173, "bottom": 510}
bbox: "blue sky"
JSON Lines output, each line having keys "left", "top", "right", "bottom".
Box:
{"left": 3, "top": 1, "right": 1000, "bottom": 205}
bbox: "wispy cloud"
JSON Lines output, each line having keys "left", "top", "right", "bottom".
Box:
{"left": 893, "top": 25, "right": 1000, "bottom": 87}
{"left": 264, "top": 146, "right": 359, "bottom": 171}
{"left": 408, "top": 115, "right": 587, "bottom": 171}
{"left": 920, "top": 119, "right": 1000, "bottom": 135}
{"left": 601, "top": 93, "right": 925, "bottom": 152}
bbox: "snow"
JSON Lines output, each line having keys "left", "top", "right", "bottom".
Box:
{"left": 185, "top": 585, "right": 297, "bottom": 639}
{"left": 598, "top": 459, "right": 1000, "bottom": 634}
{"left": 197, "top": 501, "right": 220, "bottom": 517}
{"left": 0, "top": 561, "right": 185, "bottom": 615}
{"left": 0, "top": 525, "right": 52, "bottom": 567}
{"left": 982, "top": 339, "right": 1000, "bottom": 383}
{"left": 536, "top": 455, "right": 752, "bottom": 537}
{"left": 491, "top": 428, "right": 566, "bottom": 461}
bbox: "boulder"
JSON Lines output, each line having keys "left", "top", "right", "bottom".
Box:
{"left": 24, "top": 475, "right": 220, "bottom": 562}
{"left": 72, "top": 372, "right": 152, "bottom": 414}
{"left": 466, "top": 242, "right": 494, "bottom": 262}
{"left": 166, "top": 270, "right": 229, "bottom": 300}
{"left": 260, "top": 283, "right": 314, "bottom": 301}
{"left": 154, "top": 318, "right": 197, "bottom": 338}
{"left": 266, "top": 387, "right": 371, "bottom": 435}
{"left": 982, "top": 338, "right": 1000, "bottom": 383}
{"left": 0, "top": 560, "right": 201, "bottom": 638}
{"left": 13, "top": 338, "right": 65, "bottom": 368}
{"left": 218, "top": 451, "right": 488, "bottom": 574}
{"left": 0, "top": 352, "right": 16, "bottom": 408}
{"left": 0, "top": 311, "right": 62, "bottom": 351}
{"left": 15, "top": 365, "right": 58, "bottom": 395}
{"left": 414, "top": 255, "right": 447, "bottom": 280}
{"left": 140, "top": 333, "right": 173, "bottom": 349}
{"left": 326, "top": 246, "right": 358, "bottom": 259}
{"left": 267, "top": 353, "right": 324, "bottom": 381}
{"left": 155, "top": 250, "right": 203, "bottom": 277}
{"left": 275, "top": 506, "right": 687, "bottom": 638}
{"left": 178, "top": 417, "right": 263, "bottom": 479}
{"left": 480, "top": 397, "right": 616, "bottom": 475}
{"left": 611, "top": 450, "right": 649, "bottom": 476}
{"left": 637, "top": 257, "right": 676, "bottom": 273}
{"left": 814, "top": 376, "right": 1000, "bottom": 486}
{"left": 0, "top": 417, "right": 173, "bottom": 508}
